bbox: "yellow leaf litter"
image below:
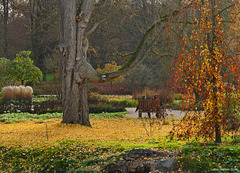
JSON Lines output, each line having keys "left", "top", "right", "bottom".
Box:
{"left": 0, "top": 118, "right": 176, "bottom": 147}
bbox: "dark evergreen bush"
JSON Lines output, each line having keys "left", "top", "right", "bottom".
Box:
{"left": 89, "top": 104, "right": 125, "bottom": 113}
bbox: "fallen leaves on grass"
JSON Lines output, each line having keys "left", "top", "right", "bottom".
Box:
{"left": 0, "top": 117, "right": 176, "bottom": 148}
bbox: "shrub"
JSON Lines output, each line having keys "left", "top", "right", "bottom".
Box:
{"left": 1, "top": 86, "right": 33, "bottom": 103}
{"left": 88, "top": 83, "right": 132, "bottom": 95}
{"left": 88, "top": 93, "right": 137, "bottom": 107}
{"left": 108, "top": 99, "right": 138, "bottom": 107}
{"left": 174, "top": 93, "right": 183, "bottom": 100}
{"left": 88, "top": 92, "right": 104, "bottom": 104}
{"left": 33, "top": 81, "right": 60, "bottom": 95}
{"left": 159, "top": 90, "right": 174, "bottom": 104}
{"left": 134, "top": 88, "right": 155, "bottom": 100}
{"left": 181, "top": 146, "right": 240, "bottom": 172}
{"left": 32, "top": 99, "right": 125, "bottom": 114}
{"left": 6, "top": 51, "right": 43, "bottom": 85}
{"left": 222, "top": 93, "right": 240, "bottom": 133}
{"left": 89, "top": 104, "right": 125, "bottom": 113}
{"left": 89, "top": 86, "right": 99, "bottom": 93}
{"left": 0, "top": 112, "right": 63, "bottom": 123}
{"left": 0, "top": 86, "right": 34, "bottom": 113}
{"left": 33, "top": 100, "right": 62, "bottom": 114}
{"left": 37, "top": 109, "right": 63, "bottom": 115}
{"left": 1, "top": 86, "right": 14, "bottom": 102}
{"left": 90, "top": 112, "right": 126, "bottom": 118}
{"left": 172, "top": 100, "right": 183, "bottom": 110}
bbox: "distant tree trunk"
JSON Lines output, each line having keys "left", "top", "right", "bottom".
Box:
{"left": 110, "top": 81, "right": 113, "bottom": 94}
{"left": 29, "top": 0, "right": 43, "bottom": 72}
{"left": 29, "top": 0, "right": 53, "bottom": 79}
{"left": 2, "top": 0, "right": 9, "bottom": 58}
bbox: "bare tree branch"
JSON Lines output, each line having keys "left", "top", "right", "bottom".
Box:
{"left": 216, "top": 3, "right": 235, "bottom": 16}
{"left": 84, "top": 1, "right": 120, "bottom": 40}
{"left": 224, "top": 41, "right": 240, "bottom": 56}
{"left": 115, "top": 51, "right": 134, "bottom": 59}
{"left": 150, "top": 50, "right": 174, "bottom": 64}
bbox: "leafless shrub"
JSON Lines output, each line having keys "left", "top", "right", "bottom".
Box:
{"left": 1, "top": 86, "right": 33, "bottom": 103}
{"left": 1, "top": 86, "right": 14, "bottom": 102}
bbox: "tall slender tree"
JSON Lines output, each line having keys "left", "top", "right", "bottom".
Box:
{"left": 29, "top": 0, "right": 58, "bottom": 77}
{"left": 1, "top": 0, "right": 9, "bottom": 58}
{"left": 169, "top": 0, "right": 240, "bottom": 143}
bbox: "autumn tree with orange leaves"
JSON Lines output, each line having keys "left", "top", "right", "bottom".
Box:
{"left": 169, "top": 0, "right": 240, "bottom": 143}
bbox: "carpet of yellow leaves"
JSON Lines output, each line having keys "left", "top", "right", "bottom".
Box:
{"left": 0, "top": 118, "right": 177, "bottom": 148}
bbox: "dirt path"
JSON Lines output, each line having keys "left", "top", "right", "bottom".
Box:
{"left": 125, "top": 107, "right": 187, "bottom": 119}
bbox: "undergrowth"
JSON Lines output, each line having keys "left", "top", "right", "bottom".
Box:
{"left": 181, "top": 145, "right": 240, "bottom": 172}
{"left": 0, "top": 140, "right": 125, "bottom": 173}
{"left": 0, "top": 112, "right": 62, "bottom": 123}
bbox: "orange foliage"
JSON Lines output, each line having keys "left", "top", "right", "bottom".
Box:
{"left": 169, "top": 0, "right": 240, "bottom": 142}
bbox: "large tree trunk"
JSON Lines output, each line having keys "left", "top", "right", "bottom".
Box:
{"left": 59, "top": 0, "right": 94, "bottom": 126}
{"left": 59, "top": 0, "right": 79, "bottom": 124}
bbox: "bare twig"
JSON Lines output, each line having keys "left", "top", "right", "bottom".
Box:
{"left": 46, "top": 123, "right": 49, "bottom": 141}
